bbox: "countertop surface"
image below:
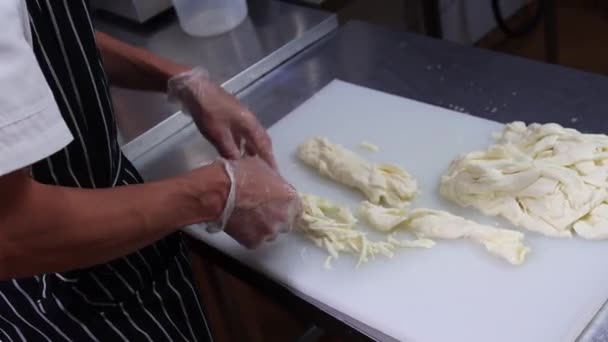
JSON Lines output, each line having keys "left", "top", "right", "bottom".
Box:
{"left": 128, "top": 21, "right": 608, "bottom": 341}
{"left": 93, "top": 0, "right": 334, "bottom": 145}
{"left": 235, "top": 22, "right": 608, "bottom": 132}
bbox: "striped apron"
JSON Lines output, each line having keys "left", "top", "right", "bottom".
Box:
{"left": 0, "top": 1, "right": 212, "bottom": 341}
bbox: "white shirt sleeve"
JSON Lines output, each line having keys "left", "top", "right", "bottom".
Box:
{"left": 0, "top": 0, "right": 73, "bottom": 176}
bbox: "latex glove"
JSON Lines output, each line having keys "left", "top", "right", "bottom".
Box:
{"left": 209, "top": 156, "right": 301, "bottom": 249}
{"left": 168, "top": 67, "right": 277, "bottom": 169}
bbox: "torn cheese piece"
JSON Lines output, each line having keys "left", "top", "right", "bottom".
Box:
{"left": 358, "top": 201, "right": 409, "bottom": 232}
{"left": 297, "top": 194, "right": 434, "bottom": 267}
{"left": 358, "top": 202, "right": 530, "bottom": 265}
{"left": 573, "top": 203, "right": 608, "bottom": 239}
{"left": 407, "top": 209, "right": 530, "bottom": 265}
{"left": 359, "top": 141, "right": 380, "bottom": 152}
{"left": 298, "top": 137, "right": 417, "bottom": 207}
{"left": 441, "top": 122, "right": 608, "bottom": 239}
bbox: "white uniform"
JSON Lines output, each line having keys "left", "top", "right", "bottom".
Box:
{"left": 0, "top": 0, "right": 72, "bottom": 175}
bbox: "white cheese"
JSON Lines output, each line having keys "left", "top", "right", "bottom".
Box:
{"left": 573, "top": 203, "right": 608, "bottom": 239}
{"left": 407, "top": 209, "right": 530, "bottom": 265}
{"left": 358, "top": 201, "right": 409, "bottom": 232}
{"left": 297, "top": 194, "right": 434, "bottom": 267}
{"left": 359, "top": 141, "right": 380, "bottom": 152}
{"left": 358, "top": 201, "right": 530, "bottom": 265}
{"left": 298, "top": 137, "right": 418, "bottom": 208}
{"left": 441, "top": 122, "right": 608, "bottom": 239}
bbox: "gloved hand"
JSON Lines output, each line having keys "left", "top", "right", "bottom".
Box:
{"left": 168, "top": 67, "right": 277, "bottom": 169}
{"left": 207, "top": 156, "right": 301, "bottom": 249}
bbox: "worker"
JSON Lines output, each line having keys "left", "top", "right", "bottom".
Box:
{"left": 0, "top": 0, "right": 301, "bottom": 340}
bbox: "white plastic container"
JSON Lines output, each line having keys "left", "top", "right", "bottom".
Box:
{"left": 172, "top": 0, "right": 248, "bottom": 37}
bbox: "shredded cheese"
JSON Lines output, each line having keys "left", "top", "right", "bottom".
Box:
{"left": 297, "top": 194, "right": 434, "bottom": 267}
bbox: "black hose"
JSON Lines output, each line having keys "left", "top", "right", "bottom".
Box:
{"left": 491, "top": 0, "right": 545, "bottom": 38}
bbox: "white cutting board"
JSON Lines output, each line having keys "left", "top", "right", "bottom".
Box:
{"left": 186, "top": 80, "right": 608, "bottom": 342}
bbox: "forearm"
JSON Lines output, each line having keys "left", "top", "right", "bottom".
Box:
{"left": 95, "top": 31, "right": 189, "bottom": 92}
{"left": 0, "top": 164, "right": 228, "bottom": 279}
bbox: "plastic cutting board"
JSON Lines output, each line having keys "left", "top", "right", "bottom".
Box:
{"left": 185, "top": 80, "right": 608, "bottom": 342}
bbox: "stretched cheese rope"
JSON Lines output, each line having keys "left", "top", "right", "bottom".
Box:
{"left": 359, "top": 201, "right": 530, "bottom": 265}
{"left": 298, "top": 137, "right": 418, "bottom": 208}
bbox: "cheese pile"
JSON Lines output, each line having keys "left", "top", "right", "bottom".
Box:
{"left": 297, "top": 137, "right": 531, "bottom": 266}
{"left": 441, "top": 121, "right": 608, "bottom": 239}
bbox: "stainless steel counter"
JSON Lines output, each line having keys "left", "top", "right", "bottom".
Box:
{"left": 93, "top": 0, "right": 336, "bottom": 146}
{"left": 125, "top": 21, "right": 608, "bottom": 341}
